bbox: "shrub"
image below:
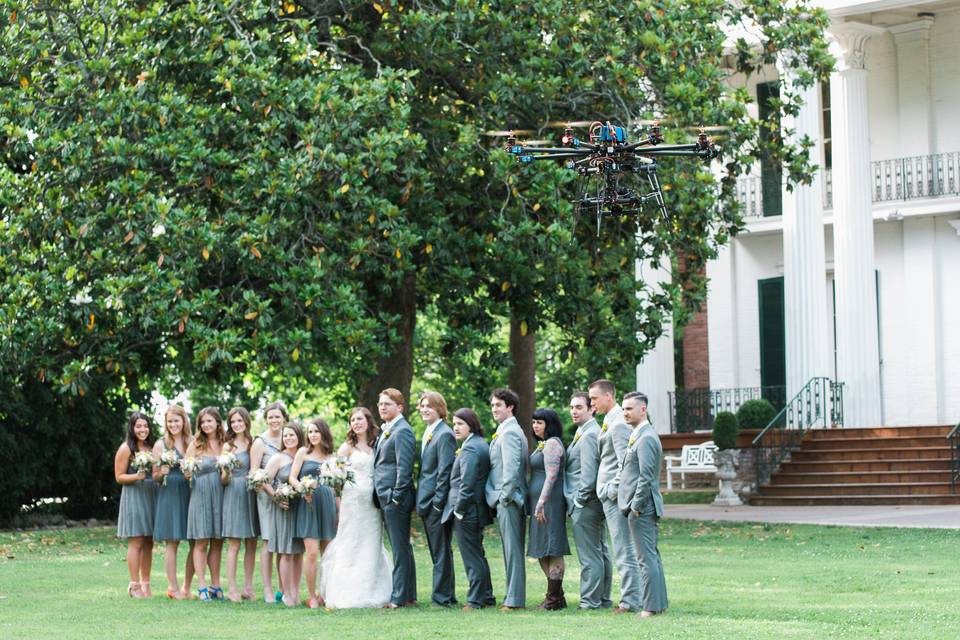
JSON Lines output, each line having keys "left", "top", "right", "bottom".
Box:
{"left": 737, "top": 399, "right": 777, "bottom": 430}
{"left": 712, "top": 411, "right": 740, "bottom": 450}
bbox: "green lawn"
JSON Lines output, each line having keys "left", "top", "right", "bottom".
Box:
{"left": 1, "top": 519, "right": 956, "bottom": 639}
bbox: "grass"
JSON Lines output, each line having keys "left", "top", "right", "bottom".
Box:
{"left": 661, "top": 490, "right": 716, "bottom": 504}
{"left": 1, "top": 519, "right": 957, "bottom": 639}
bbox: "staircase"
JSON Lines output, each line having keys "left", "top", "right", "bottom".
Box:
{"left": 751, "top": 425, "right": 960, "bottom": 506}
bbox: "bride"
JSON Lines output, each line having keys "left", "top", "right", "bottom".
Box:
{"left": 319, "top": 407, "right": 393, "bottom": 608}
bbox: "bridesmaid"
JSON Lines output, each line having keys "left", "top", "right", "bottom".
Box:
{"left": 445, "top": 408, "right": 496, "bottom": 611}
{"left": 250, "top": 401, "right": 286, "bottom": 603}
{"left": 291, "top": 418, "right": 337, "bottom": 609}
{"left": 261, "top": 422, "right": 305, "bottom": 607}
{"left": 114, "top": 411, "right": 157, "bottom": 598}
{"left": 527, "top": 408, "right": 571, "bottom": 610}
{"left": 185, "top": 407, "right": 225, "bottom": 601}
{"left": 221, "top": 407, "right": 260, "bottom": 602}
{"left": 152, "top": 405, "right": 196, "bottom": 599}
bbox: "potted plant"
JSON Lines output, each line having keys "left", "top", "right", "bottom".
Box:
{"left": 711, "top": 411, "right": 742, "bottom": 506}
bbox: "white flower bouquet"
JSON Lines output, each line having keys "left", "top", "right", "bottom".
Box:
{"left": 180, "top": 456, "right": 200, "bottom": 487}
{"left": 319, "top": 456, "right": 355, "bottom": 497}
{"left": 298, "top": 475, "right": 319, "bottom": 498}
{"left": 247, "top": 468, "right": 270, "bottom": 491}
{"left": 216, "top": 451, "right": 240, "bottom": 474}
{"left": 158, "top": 449, "right": 180, "bottom": 486}
{"left": 131, "top": 451, "right": 154, "bottom": 477}
{"left": 273, "top": 482, "right": 297, "bottom": 509}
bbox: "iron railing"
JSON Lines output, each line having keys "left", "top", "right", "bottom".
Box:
{"left": 737, "top": 151, "right": 960, "bottom": 217}
{"left": 668, "top": 386, "right": 786, "bottom": 434}
{"left": 751, "top": 377, "right": 845, "bottom": 491}
{"left": 949, "top": 420, "right": 960, "bottom": 493}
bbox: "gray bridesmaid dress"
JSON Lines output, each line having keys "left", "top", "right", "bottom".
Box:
{"left": 527, "top": 437, "right": 571, "bottom": 558}
{"left": 268, "top": 454, "right": 304, "bottom": 554}
{"left": 294, "top": 458, "right": 337, "bottom": 542}
{"left": 255, "top": 436, "right": 281, "bottom": 541}
{"left": 117, "top": 447, "right": 157, "bottom": 538}
{"left": 222, "top": 450, "right": 260, "bottom": 539}
{"left": 187, "top": 455, "right": 223, "bottom": 540}
{"left": 153, "top": 442, "right": 190, "bottom": 541}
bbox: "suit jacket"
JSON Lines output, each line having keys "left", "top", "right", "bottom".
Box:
{"left": 596, "top": 406, "right": 631, "bottom": 503}
{"left": 617, "top": 422, "right": 665, "bottom": 517}
{"left": 373, "top": 415, "right": 417, "bottom": 511}
{"left": 484, "top": 416, "right": 529, "bottom": 510}
{"left": 563, "top": 417, "right": 602, "bottom": 515}
{"left": 416, "top": 420, "right": 456, "bottom": 517}
{"left": 443, "top": 434, "right": 492, "bottom": 526}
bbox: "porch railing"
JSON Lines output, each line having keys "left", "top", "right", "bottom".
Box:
{"left": 949, "top": 421, "right": 960, "bottom": 493}
{"left": 737, "top": 151, "right": 960, "bottom": 217}
{"left": 751, "top": 377, "right": 845, "bottom": 491}
{"left": 668, "top": 385, "right": 786, "bottom": 434}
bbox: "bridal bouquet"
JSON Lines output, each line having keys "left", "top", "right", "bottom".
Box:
{"left": 158, "top": 449, "right": 180, "bottom": 486}
{"left": 247, "top": 468, "right": 270, "bottom": 491}
{"left": 180, "top": 456, "right": 200, "bottom": 487}
{"left": 273, "top": 483, "right": 297, "bottom": 510}
{"left": 319, "top": 457, "right": 355, "bottom": 497}
{"left": 216, "top": 451, "right": 240, "bottom": 474}
{"left": 131, "top": 451, "right": 154, "bottom": 478}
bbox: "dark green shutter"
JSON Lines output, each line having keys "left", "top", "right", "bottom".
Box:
{"left": 759, "top": 276, "right": 786, "bottom": 390}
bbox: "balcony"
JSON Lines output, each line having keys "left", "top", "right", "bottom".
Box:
{"left": 737, "top": 151, "right": 960, "bottom": 218}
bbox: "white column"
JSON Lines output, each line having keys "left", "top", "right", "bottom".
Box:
{"left": 635, "top": 256, "right": 676, "bottom": 435}
{"left": 781, "top": 74, "right": 831, "bottom": 400}
{"left": 889, "top": 16, "right": 934, "bottom": 156}
{"left": 830, "top": 22, "right": 884, "bottom": 427}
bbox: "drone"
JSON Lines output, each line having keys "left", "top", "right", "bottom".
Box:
{"left": 499, "top": 121, "right": 719, "bottom": 234}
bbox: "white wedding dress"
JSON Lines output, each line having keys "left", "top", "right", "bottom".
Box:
{"left": 319, "top": 449, "right": 393, "bottom": 608}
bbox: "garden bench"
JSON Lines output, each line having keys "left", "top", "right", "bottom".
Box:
{"left": 664, "top": 440, "right": 718, "bottom": 490}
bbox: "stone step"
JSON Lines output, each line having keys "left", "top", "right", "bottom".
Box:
{"left": 760, "top": 482, "right": 955, "bottom": 497}
{"left": 802, "top": 435, "right": 950, "bottom": 450}
{"left": 807, "top": 425, "right": 952, "bottom": 439}
{"left": 778, "top": 458, "right": 952, "bottom": 473}
{"left": 790, "top": 447, "right": 950, "bottom": 462}
{"left": 750, "top": 494, "right": 960, "bottom": 506}
{"left": 770, "top": 470, "right": 953, "bottom": 485}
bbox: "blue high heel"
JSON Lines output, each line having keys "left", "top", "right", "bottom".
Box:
{"left": 275, "top": 590, "right": 283, "bottom": 603}
{"left": 211, "top": 586, "right": 224, "bottom": 601}
{"left": 198, "top": 587, "right": 211, "bottom": 602}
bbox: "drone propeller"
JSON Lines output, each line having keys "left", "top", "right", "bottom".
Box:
{"left": 630, "top": 119, "right": 729, "bottom": 133}
{"left": 482, "top": 129, "right": 536, "bottom": 137}
{"left": 544, "top": 120, "right": 600, "bottom": 129}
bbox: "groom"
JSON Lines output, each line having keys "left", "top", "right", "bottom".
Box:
{"left": 373, "top": 388, "right": 418, "bottom": 608}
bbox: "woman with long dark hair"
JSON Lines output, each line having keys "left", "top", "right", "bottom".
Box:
{"left": 221, "top": 406, "right": 259, "bottom": 601}
{"left": 115, "top": 411, "right": 157, "bottom": 598}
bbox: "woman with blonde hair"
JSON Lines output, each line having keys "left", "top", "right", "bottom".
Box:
{"left": 221, "top": 406, "right": 260, "bottom": 601}
{"left": 152, "top": 405, "right": 196, "bottom": 599}
{"left": 185, "top": 407, "right": 226, "bottom": 601}
{"left": 250, "top": 401, "right": 287, "bottom": 603}
{"left": 115, "top": 411, "right": 157, "bottom": 598}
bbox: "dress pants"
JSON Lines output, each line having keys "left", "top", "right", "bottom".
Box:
{"left": 496, "top": 501, "right": 526, "bottom": 608}
{"left": 571, "top": 500, "right": 613, "bottom": 608}
{"left": 628, "top": 510, "right": 668, "bottom": 612}
{"left": 421, "top": 508, "right": 456, "bottom": 605}
{"left": 601, "top": 498, "right": 641, "bottom": 610}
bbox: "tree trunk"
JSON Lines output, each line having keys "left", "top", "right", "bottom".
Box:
{"left": 507, "top": 311, "right": 536, "bottom": 441}
{"left": 358, "top": 271, "right": 417, "bottom": 415}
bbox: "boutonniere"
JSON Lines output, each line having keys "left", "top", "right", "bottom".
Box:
{"left": 455, "top": 447, "right": 462, "bottom": 456}
{"left": 491, "top": 432, "right": 499, "bottom": 443}
{"left": 425, "top": 432, "right": 433, "bottom": 444}
{"left": 383, "top": 429, "right": 392, "bottom": 439}
{"left": 601, "top": 423, "right": 608, "bottom": 433}
{"left": 573, "top": 432, "right": 582, "bottom": 444}
{"left": 535, "top": 441, "right": 545, "bottom": 452}
{"left": 628, "top": 435, "right": 637, "bottom": 447}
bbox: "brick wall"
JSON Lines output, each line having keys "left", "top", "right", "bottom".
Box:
{"left": 682, "top": 306, "right": 710, "bottom": 390}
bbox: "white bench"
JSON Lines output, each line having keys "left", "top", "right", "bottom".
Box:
{"left": 664, "top": 441, "right": 718, "bottom": 490}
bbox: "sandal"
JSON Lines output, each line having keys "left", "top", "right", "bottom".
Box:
{"left": 211, "top": 586, "right": 225, "bottom": 601}
{"left": 127, "top": 581, "right": 143, "bottom": 598}
{"left": 241, "top": 589, "right": 256, "bottom": 601}
{"left": 198, "top": 587, "right": 212, "bottom": 602}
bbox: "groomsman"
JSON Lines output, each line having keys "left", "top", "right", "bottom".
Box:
{"left": 618, "top": 392, "right": 668, "bottom": 617}
{"left": 416, "top": 391, "right": 457, "bottom": 607}
{"left": 484, "top": 387, "right": 529, "bottom": 611}
{"left": 564, "top": 391, "right": 613, "bottom": 609}
{"left": 589, "top": 379, "right": 641, "bottom": 613}
{"left": 373, "top": 388, "right": 418, "bottom": 608}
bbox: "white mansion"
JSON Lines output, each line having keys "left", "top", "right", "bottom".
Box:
{"left": 638, "top": 0, "right": 960, "bottom": 432}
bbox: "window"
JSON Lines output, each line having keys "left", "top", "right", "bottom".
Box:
{"left": 820, "top": 79, "right": 832, "bottom": 170}
{"left": 757, "top": 81, "right": 783, "bottom": 217}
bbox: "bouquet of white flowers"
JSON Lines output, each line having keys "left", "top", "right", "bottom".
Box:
{"left": 273, "top": 483, "right": 297, "bottom": 509}
{"left": 319, "top": 456, "right": 355, "bottom": 497}
{"left": 131, "top": 451, "right": 154, "bottom": 478}
{"left": 247, "top": 468, "right": 270, "bottom": 491}
{"left": 158, "top": 449, "right": 180, "bottom": 486}
{"left": 216, "top": 451, "right": 240, "bottom": 474}
{"left": 180, "top": 456, "right": 200, "bottom": 487}
{"left": 298, "top": 475, "right": 319, "bottom": 498}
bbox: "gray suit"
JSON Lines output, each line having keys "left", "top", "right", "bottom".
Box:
{"left": 618, "top": 421, "right": 667, "bottom": 612}
{"left": 484, "top": 415, "right": 528, "bottom": 608}
{"left": 564, "top": 418, "right": 613, "bottom": 609}
{"left": 373, "top": 415, "right": 417, "bottom": 605}
{"left": 444, "top": 434, "right": 495, "bottom": 608}
{"left": 417, "top": 420, "right": 457, "bottom": 606}
{"left": 595, "top": 406, "right": 641, "bottom": 610}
